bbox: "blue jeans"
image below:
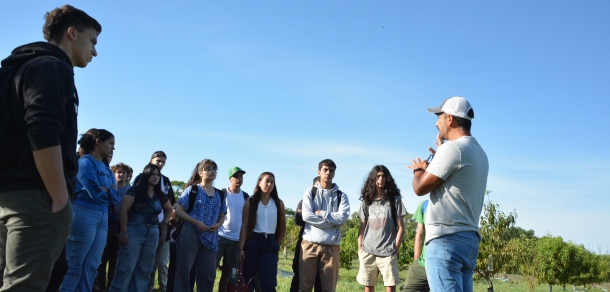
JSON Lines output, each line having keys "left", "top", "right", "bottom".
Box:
{"left": 243, "top": 232, "right": 280, "bottom": 292}
{"left": 425, "top": 231, "right": 480, "bottom": 292}
{"left": 108, "top": 225, "right": 158, "bottom": 292}
{"left": 61, "top": 204, "right": 108, "bottom": 292}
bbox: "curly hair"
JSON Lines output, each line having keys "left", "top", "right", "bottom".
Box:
{"left": 360, "top": 165, "right": 401, "bottom": 206}
{"left": 111, "top": 163, "right": 131, "bottom": 174}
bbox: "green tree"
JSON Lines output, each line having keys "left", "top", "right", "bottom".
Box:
{"left": 506, "top": 235, "right": 540, "bottom": 292}
{"left": 598, "top": 254, "right": 610, "bottom": 285}
{"left": 503, "top": 226, "right": 535, "bottom": 240}
{"left": 170, "top": 180, "right": 186, "bottom": 200}
{"left": 535, "top": 235, "right": 572, "bottom": 292}
{"left": 475, "top": 191, "right": 517, "bottom": 291}
{"left": 398, "top": 213, "right": 415, "bottom": 270}
{"left": 281, "top": 207, "right": 301, "bottom": 259}
{"left": 568, "top": 244, "right": 599, "bottom": 288}
{"left": 339, "top": 212, "right": 360, "bottom": 269}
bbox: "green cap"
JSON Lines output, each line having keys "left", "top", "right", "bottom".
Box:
{"left": 228, "top": 166, "right": 246, "bottom": 178}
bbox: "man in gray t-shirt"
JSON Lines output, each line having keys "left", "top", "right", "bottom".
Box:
{"left": 407, "top": 96, "right": 489, "bottom": 292}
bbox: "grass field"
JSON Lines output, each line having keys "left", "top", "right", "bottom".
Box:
{"left": 150, "top": 251, "right": 610, "bottom": 291}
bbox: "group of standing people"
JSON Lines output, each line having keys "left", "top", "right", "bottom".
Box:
{"left": 288, "top": 161, "right": 406, "bottom": 292}
{"left": 0, "top": 3, "right": 489, "bottom": 292}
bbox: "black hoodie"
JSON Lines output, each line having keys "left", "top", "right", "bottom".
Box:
{"left": 0, "top": 42, "right": 79, "bottom": 197}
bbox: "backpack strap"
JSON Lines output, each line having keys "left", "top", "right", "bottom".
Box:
{"left": 221, "top": 188, "right": 227, "bottom": 201}
{"left": 310, "top": 186, "right": 317, "bottom": 201}
{"left": 218, "top": 187, "right": 225, "bottom": 202}
{"left": 186, "top": 185, "right": 199, "bottom": 214}
{"left": 337, "top": 190, "right": 342, "bottom": 208}
{"left": 242, "top": 191, "right": 249, "bottom": 201}
{"left": 389, "top": 196, "right": 398, "bottom": 232}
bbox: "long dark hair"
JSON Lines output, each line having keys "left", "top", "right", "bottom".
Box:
{"left": 77, "top": 128, "right": 113, "bottom": 165}
{"left": 185, "top": 159, "right": 218, "bottom": 189}
{"left": 246, "top": 172, "right": 280, "bottom": 238}
{"left": 133, "top": 164, "right": 163, "bottom": 204}
{"left": 360, "top": 165, "right": 401, "bottom": 205}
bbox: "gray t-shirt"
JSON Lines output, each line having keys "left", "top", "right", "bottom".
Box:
{"left": 425, "top": 136, "right": 489, "bottom": 243}
{"left": 358, "top": 196, "right": 407, "bottom": 256}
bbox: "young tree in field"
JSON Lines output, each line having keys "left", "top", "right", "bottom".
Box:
{"left": 475, "top": 191, "right": 517, "bottom": 292}
{"left": 535, "top": 235, "right": 572, "bottom": 292}
{"left": 598, "top": 255, "right": 610, "bottom": 286}
{"left": 506, "top": 235, "right": 541, "bottom": 292}
{"left": 281, "top": 207, "right": 301, "bottom": 259}
{"left": 568, "top": 244, "right": 599, "bottom": 288}
{"left": 398, "top": 213, "right": 415, "bottom": 270}
{"left": 339, "top": 212, "right": 360, "bottom": 269}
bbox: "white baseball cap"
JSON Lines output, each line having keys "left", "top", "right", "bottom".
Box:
{"left": 427, "top": 96, "right": 474, "bottom": 120}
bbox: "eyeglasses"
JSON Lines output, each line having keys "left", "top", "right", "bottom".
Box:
{"left": 201, "top": 168, "right": 218, "bottom": 172}
{"left": 150, "top": 173, "right": 161, "bottom": 177}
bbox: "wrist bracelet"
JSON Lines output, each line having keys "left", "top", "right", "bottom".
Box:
{"left": 413, "top": 168, "right": 424, "bottom": 174}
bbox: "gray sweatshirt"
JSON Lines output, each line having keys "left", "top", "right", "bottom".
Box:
{"left": 301, "top": 183, "right": 350, "bottom": 245}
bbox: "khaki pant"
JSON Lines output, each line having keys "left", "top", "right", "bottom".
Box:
{"left": 356, "top": 250, "right": 400, "bottom": 287}
{"left": 299, "top": 240, "right": 340, "bottom": 292}
{"left": 0, "top": 189, "right": 72, "bottom": 291}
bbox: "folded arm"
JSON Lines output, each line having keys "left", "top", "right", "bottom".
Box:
{"left": 301, "top": 190, "right": 333, "bottom": 229}
{"left": 77, "top": 159, "right": 117, "bottom": 204}
{"left": 317, "top": 192, "right": 350, "bottom": 225}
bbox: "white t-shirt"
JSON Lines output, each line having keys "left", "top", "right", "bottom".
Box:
{"left": 218, "top": 189, "right": 246, "bottom": 241}
{"left": 425, "top": 136, "right": 489, "bottom": 243}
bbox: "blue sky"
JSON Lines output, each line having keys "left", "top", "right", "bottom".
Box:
{"left": 2, "top": 1, "right": 609, "bottom": 253}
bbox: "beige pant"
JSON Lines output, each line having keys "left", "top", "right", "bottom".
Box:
{"left": 299, "top": 240, "right": 340, "bottom": 292}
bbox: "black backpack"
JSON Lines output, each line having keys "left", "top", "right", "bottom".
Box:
{"left": 362, "top": 196, "right": 399, "bottom": 232}
{"left": 0, "top": 62, "right": 27, "bottom": 176}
